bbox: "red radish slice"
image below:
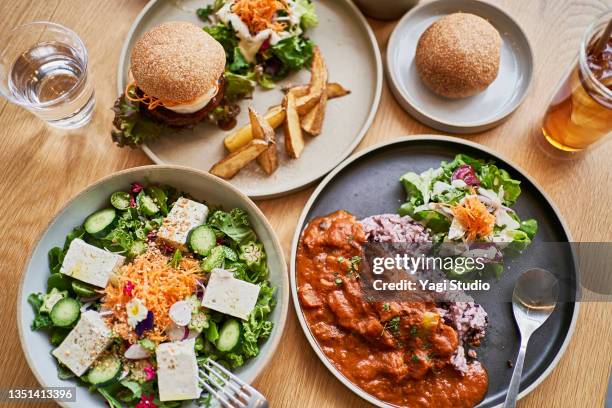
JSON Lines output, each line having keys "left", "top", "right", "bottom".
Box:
{"left": 167, "top": 322, "right": 186, "bottom": 341}
{"left": 125, "top": 343, "right": 150, "bottom": 359}
{"left": 169, "top": 300, "right": 193, "bottom": 326}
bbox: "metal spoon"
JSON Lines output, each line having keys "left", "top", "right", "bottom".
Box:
{"left": 503, "top": 268, "right": 559, "bottom": 408}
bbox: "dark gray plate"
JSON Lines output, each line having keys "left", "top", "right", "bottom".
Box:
{"left": 290, "top": 136, "right": 578, "bottom": 407}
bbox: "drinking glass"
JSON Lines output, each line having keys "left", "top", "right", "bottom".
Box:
{"left": 0, "top": 21, "right": 95, "bottom": 129}
{"left": 541, "top": 11, "right": 612, "bottom": 151}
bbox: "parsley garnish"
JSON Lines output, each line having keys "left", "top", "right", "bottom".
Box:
{"left": 388, "top": 317, "right": 400, "bottom": 335}
{"left": 382, "top": 303, "right": 390, "bottom": 312}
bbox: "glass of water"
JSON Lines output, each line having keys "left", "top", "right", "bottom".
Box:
{"left": 0, "top": 21, "right": 95, "bottom": 129}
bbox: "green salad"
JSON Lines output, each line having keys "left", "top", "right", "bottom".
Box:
{"left": 28, "top": 182, "right": 275, "bottom": 407}
{"left": 197, "top": 0, "right": 318, "bottom": 95}
{"left": 398, "top": 154, "right": 538, "bottom": 277}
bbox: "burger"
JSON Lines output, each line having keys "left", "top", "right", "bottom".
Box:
{"left": 125, "top": 21, "right": 227, "bottom": 127}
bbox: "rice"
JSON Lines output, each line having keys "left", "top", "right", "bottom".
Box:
{"left": 360, "top": 213, "right": 431, "bottom": 243}
{"left": 360, "top": 213, "right": 488, "bottom": 374}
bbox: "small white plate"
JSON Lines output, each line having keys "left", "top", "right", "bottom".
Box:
{"left": 386, "top": 0, "right": 533, "bottom": 133}
{"left": 117, "top": 0, "right": 382, "bottom": 199}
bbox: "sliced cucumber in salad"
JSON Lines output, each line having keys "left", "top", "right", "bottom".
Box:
{"left": 138, "top": 194, "right": 159, "bottom": 216}
{"left": 50, "top": 298, "right": 80, "bottom": 327}
{"left": 216, "top": 319, "right": 241, "bottom": 352}
{"left": 190, "top": 225, "right": 216, "bottom": 256}
{"left": 71, "top": 281, "right": 98, "bottom": 298}
{"left": 84, "top": 208, "right": 116, "bottom": 237}
{"left": 87, "top": 354, "right": 122, "bottom": 386}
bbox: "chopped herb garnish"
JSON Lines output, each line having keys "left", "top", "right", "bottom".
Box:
{"left": 334, "top": 277, "right": 343, "bottom": 286}
{"left": 388, "top": 316, "right": 400, "bottom": 335}
{"left": 382, "top": 303, "right": 390, "bottom": 312}
{"left": 410, "top": 325, "right": 418, "bottom": 337}
{"left": 411, "top": 354, "right": 420, "bottom": 363}
{"left": 337, "top": 256, "right": 345, "bottom": 263}
{"left": 423, "top": 342, "right": 431, "bottom": 349}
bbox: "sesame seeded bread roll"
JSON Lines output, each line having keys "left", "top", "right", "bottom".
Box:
{"left": 415, "top": 13, "right": 501, "bottom": 99}
{"left": 130, "top": 21, "right": 226, "bottom": 104}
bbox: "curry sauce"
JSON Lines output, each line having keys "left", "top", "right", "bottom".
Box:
{"left": 296, "top": 210, "right": 488, "bottom": 407}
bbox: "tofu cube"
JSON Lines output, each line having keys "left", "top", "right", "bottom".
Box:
{"left": 52, "top": 311, "right": 112, "bottom": 376}
{"left": 157, "top": 197, "right": 209, "bottom": 250}
{"left": 60, "top": 238, "right": 125, "bottom": 288}
{"left": 202, "top": 269, "right": 261, "bottom": 320}
{"left": 156, "top": 338, "right": 201, "bottom": 401}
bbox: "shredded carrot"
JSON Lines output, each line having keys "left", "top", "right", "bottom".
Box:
{"left": 102, "top": 246, "right": 202, "bottom": 344}
{"left": 451, "top": 196, "right": 495, "bottom": 241}
{"left": 125, "top": 82, "right": 168, "bottom": 110}
{"left": 232, "top": 0, "right": 287, "bottom": 34}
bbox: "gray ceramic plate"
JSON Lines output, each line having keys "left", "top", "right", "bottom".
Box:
{"left": 17, "top": 165, "right": 289, "bottom": 407}
{"left": 117, "top": 0, "right": 382, "bottom": 199}
{"left": 386, "top": 0, "right": 534, "bottom": 133}
{"left": 290, "top": 136, "right": 578, "bottom": 407}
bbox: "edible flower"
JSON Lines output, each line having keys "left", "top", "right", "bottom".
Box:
{"left": 143, "top": 363, "right": 156, "bottom": 381}
{"left": 136, "top": 311, "right": 155, "bottom": 337}
{"left": 126, "top": 298, "right": 149, "bottom": 328}
{"left": 131, "top": 182, "right": 144, "bottom": 193}
{"left": 123, "top": 281, "right": 135, "bottom": 297}
{"left": 135, "top": 394, "right": 157, "bottom": 408}
{"left": 129, "top": 196, "right": 136, "bottom": 208}
{"left": 451, "top": 196, "right": 495, "bottom": 241}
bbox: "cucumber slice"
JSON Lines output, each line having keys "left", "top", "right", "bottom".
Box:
{"left": 71, "top": 281, "right": 97, "bottom": 298}
{"left": 128, "top": 240, "right": 147, "bottom": 258}
{"left": 216, "top": 319, "right": 241, "bottom": 352}
{"left": 110, "top": 192, "right": 131, "bottom": 211}
{"left": 189, "top": 226, "right": 216, "bottom": 256}
{"left": 47, "top": 273, "right": 73, "bottom": 293}
{"left": 87, "top": 354, "right": 122, "bottom": 386}
{"left": 138, "top": 195, "right": 159, "bottom": 216}
{"left": 201, "top": 246, "right": 224, "bottom": 272}
{"left": 50, "top": 298, "right": 80, "bottom": 327}
{"left": 84, "top": 208, "right": 116, "bottom": 237}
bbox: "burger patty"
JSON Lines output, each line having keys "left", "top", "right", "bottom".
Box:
{"left": 138, "top": 77, "right": 225, "bottom": 127}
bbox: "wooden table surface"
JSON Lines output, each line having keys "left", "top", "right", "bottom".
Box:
{"left": 1, "top": 0, "right": 611, "bottom": 407}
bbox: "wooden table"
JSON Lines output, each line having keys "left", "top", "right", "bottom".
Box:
{"left": 1, "top": 0, "right": 611, "bottom": 407}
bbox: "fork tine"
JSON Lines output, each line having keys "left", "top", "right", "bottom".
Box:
{"left": 206, "top": 358, "right": 248, "bottom": 388}
{"left": 199, "top": 380, "right": 236, "bottom": 408}
{"left": 199, "top": 370, "right": 247, "bottom": 407}
{"left": 204, "top": 365, "right": 250, "bottom": 400}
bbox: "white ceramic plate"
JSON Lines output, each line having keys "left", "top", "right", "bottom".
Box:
{"left": 17, "top": 165, "right": 288, "bottom": 407}
{"left": 386, "top": 0, "right": 534, "bottom": 133}
{"left": 117, "top": 0, "right": 382, "bottom": 199}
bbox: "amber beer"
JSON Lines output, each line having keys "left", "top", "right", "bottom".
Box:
{"left": 542, "top": 12, "right": 612, "bottom": 152}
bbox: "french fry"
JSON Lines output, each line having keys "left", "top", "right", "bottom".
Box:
{"left": 283, "top": 92, "right": 305, "bottom": 159}
{"left": 249, "top": 107, "right": 278, "bottom": 175}
{"left": 210, "top": 139, "right": 269, "bottom": 179}
{"left": 301, "top": 90, "right": 328, "bottom": 136}
{"left": 296, "top": 47, "right": 328, "bottom": 116}
{"left": 224, "top": 106, "right": 286, "bottom": 152}
{"left": 286, "top": 82, "right": 351, "bottom": 101}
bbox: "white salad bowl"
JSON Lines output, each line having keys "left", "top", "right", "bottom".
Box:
{"left": 17, "top": 165, "right": 288, "bottom": 407}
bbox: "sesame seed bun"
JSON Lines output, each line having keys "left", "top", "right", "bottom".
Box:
{"left": 415, "top": 13, "right": 501, "bottom": 99}
{"left": 130, "top": 21, "right": 226, "bottom": 104}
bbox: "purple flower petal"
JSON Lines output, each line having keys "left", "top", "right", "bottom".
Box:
{"left": 131, "top": 182, "right": 144, "bottom": 194}
{"left": 135, "top": 311, "right": 154, "bottom": 337}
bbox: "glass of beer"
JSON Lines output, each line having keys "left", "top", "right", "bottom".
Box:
{"left": 542, "top": 11, "right": 612, "bottom": 152}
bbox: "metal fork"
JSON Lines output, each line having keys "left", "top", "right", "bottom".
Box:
{"left": 199, "top": 358, "right": 269, "bottom": 408}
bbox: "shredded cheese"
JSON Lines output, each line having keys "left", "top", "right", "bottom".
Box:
{"left": 232, "top": 0, "right": 287, "bottom": 34}
{"left": 102, "top": 246, "right": 202, "bottom": 343}
{"left": 451, "top": 196, "right": 495, "bottom": 241}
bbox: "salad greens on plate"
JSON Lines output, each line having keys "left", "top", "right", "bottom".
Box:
{"left": 198, "top": 0, "right": 318, "bottom": 95}
{"left": 397, "top": 154, "right": 538, "bottom": 277}
{"left": 28, "top": 182, "right": 275, "bottom": 407}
